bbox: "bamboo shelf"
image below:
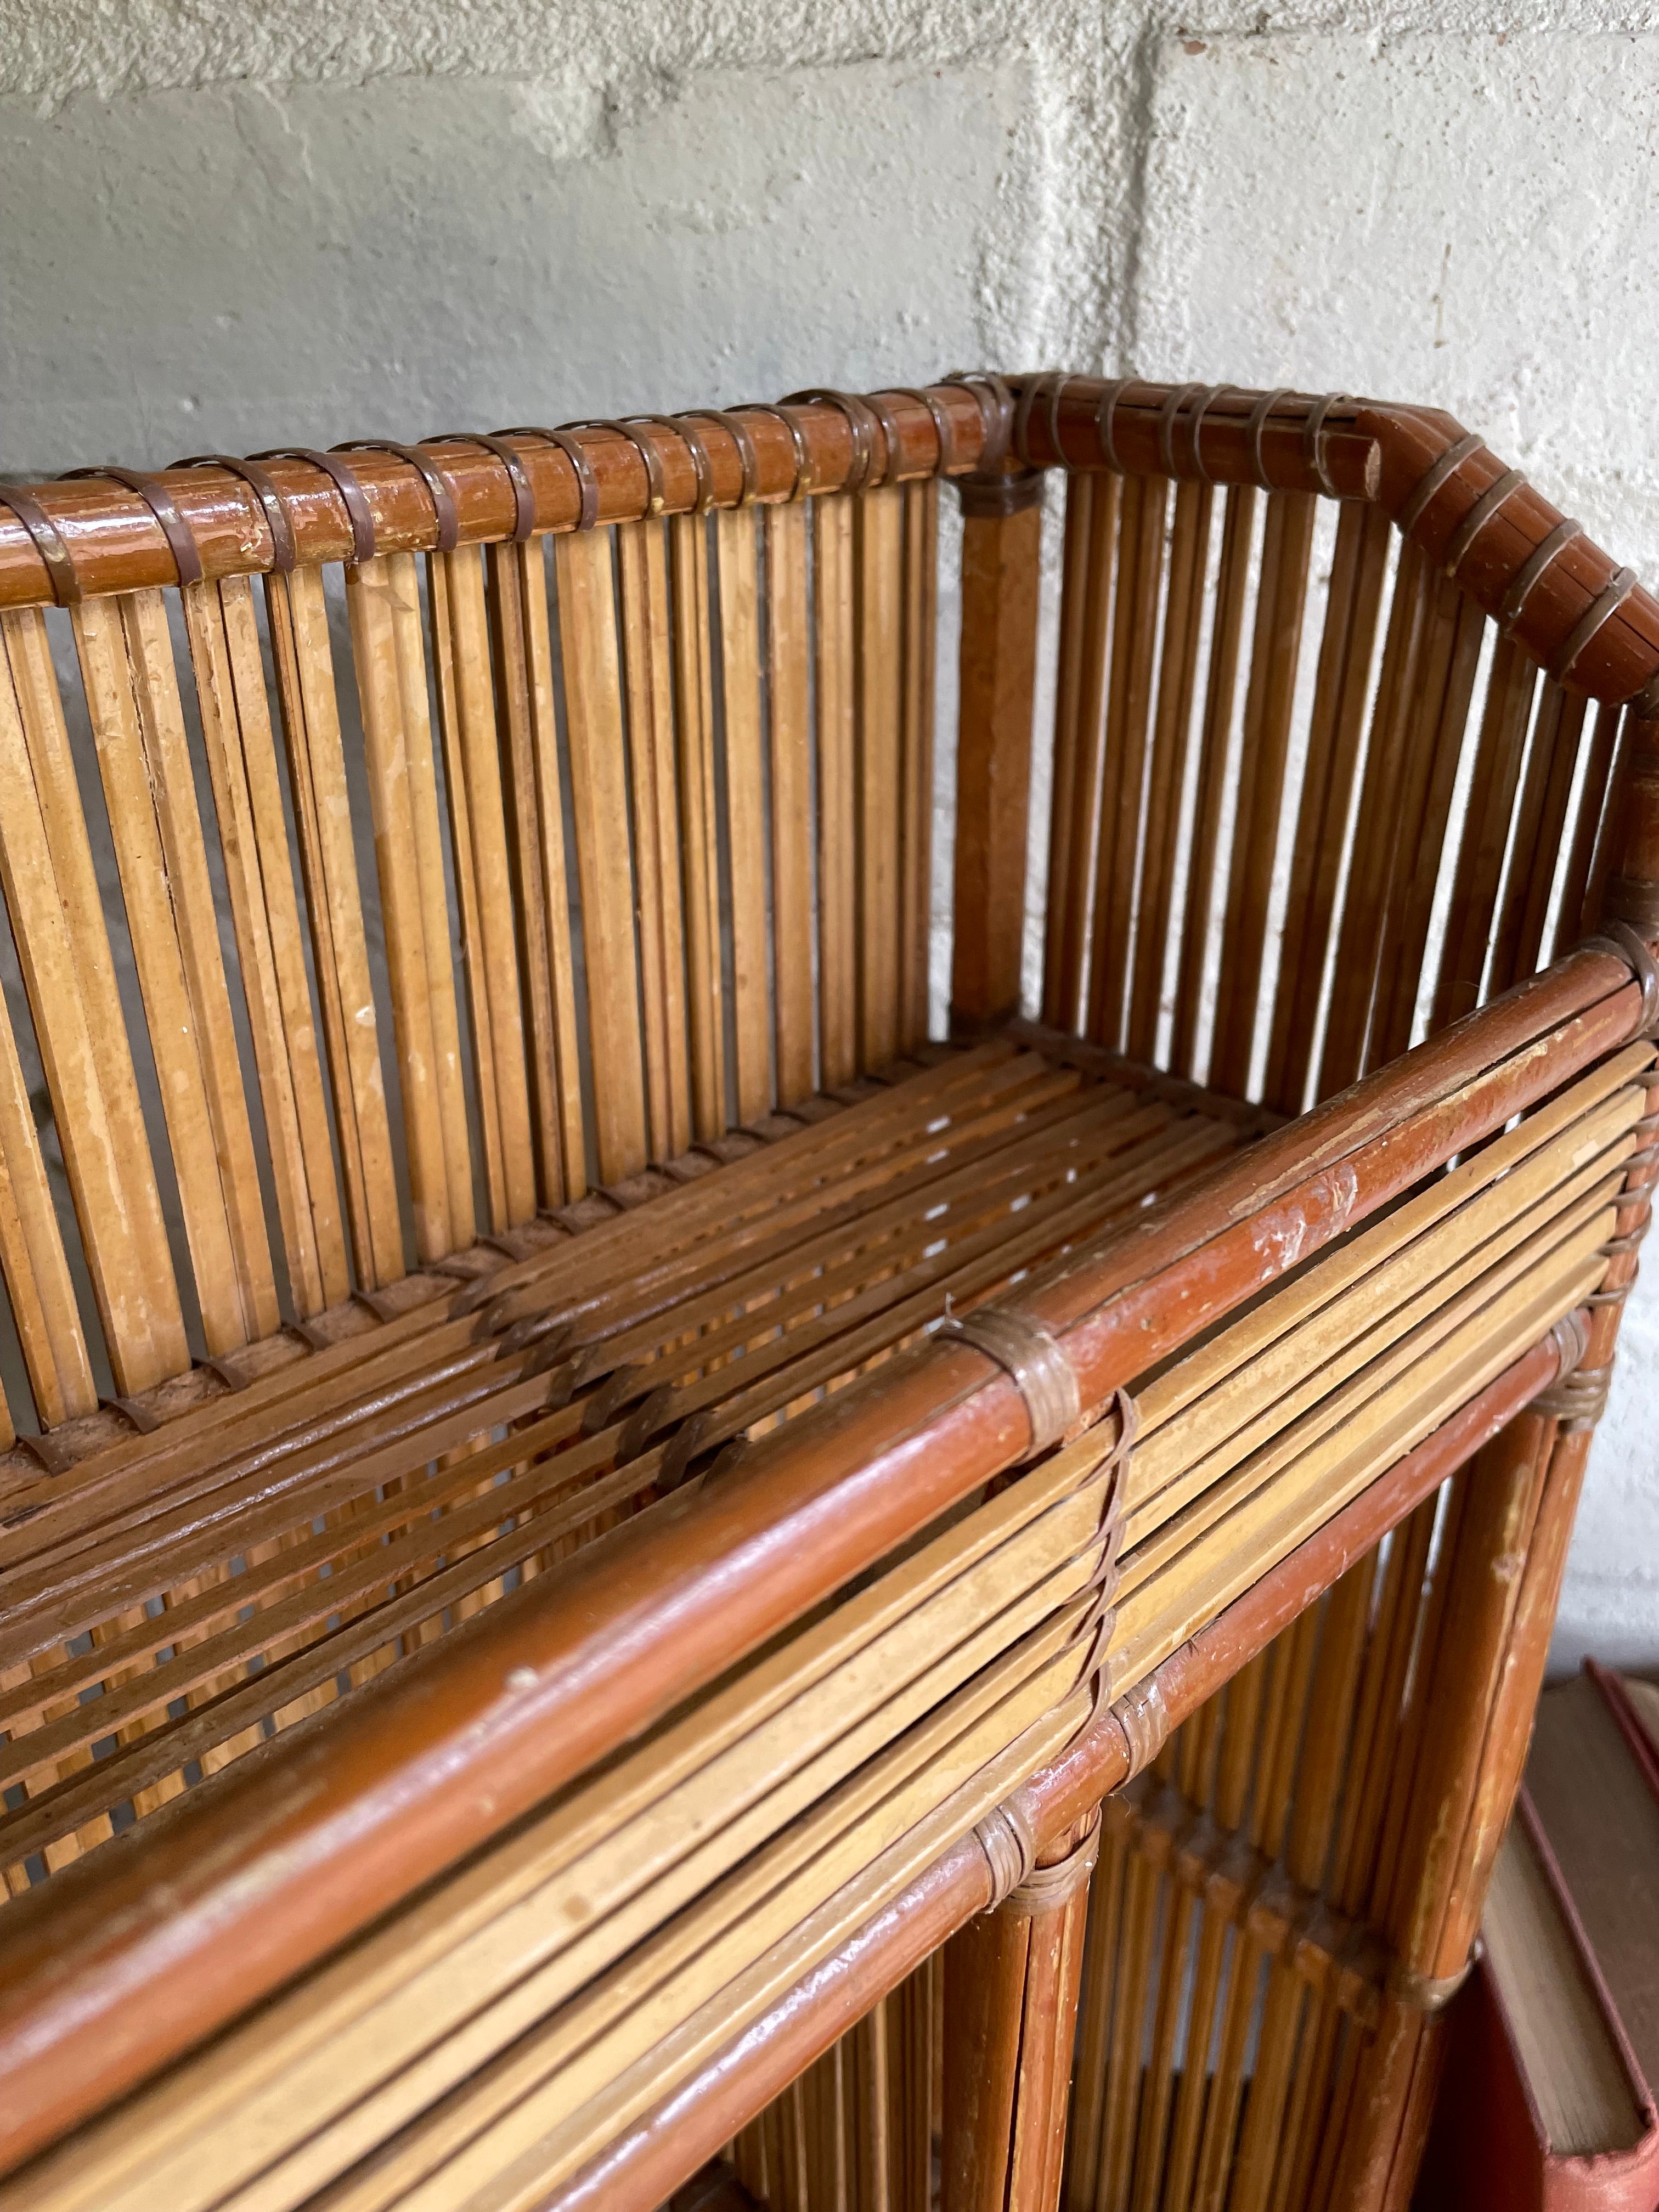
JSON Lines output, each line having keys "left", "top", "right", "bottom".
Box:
{"left": 0, "top": 375, "right": 1656, "bottom": 2212}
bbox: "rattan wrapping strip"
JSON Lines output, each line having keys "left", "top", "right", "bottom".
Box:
{"left": 9, "top": 1429, "right": 1119, "bottom": 2212}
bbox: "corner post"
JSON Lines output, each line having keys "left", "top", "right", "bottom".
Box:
{"left": 1334, "top": 1047, "right": 1659, "bottom": 2208}
{"left": 1603, "top": 698, "right": 1659, "bottom": 940}
{"left": 941, "top": 1809, "right": 1099, "bottom": 2212}
{"left": 950, "top": 467, "right": 1045, "bottom": 1036}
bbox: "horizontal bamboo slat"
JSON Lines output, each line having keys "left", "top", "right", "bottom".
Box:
{"left": 0, "top": 1042, "right": 1245, "bottom": 1878}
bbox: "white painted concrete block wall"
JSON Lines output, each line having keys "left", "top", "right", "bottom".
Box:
{"left": 3, "top": 2, "right": 1656, "bottom": 1668}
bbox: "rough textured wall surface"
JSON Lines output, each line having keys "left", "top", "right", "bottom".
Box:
{"left": 3, "top": 0, "right": 1657, "bottom": 1667}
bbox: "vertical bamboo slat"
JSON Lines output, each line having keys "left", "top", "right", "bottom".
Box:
{"left": 557, "top": 527, "right": 650, "bottom": 1183}
{"left": 0, "top": 985, "right": 90, "bottom": 1431}
{"left": 429, "top": 545, "right": 536, "bottom": 1231}
{"left": 488, "top": 537, "right": 587, "bottom": 1204}
{"left": 618, "top": 518, "right": 692, "bottom": 1161}
{"left": 1088, "top": 475, "right": 1169, "bottom": 1054}
{"left": 1171, "top": 484, "right": 1256, "bottom": 1081}
{"left": 1370, "top": 585, "right": 1486, "bottom": 1069}
{"left": 1208, "top": 491, "right": 1317, "bottom": 1100}
{"left": 1264, "top": 500, "right": 1392, "bottom": 1115}
{"left": 0, "top": 606, "right": 188, "bottom": 1392}
{"left": 1043, "top": 474, "right": 1096, "bottom": 1035}
{"left": 1427, "top": 635, "right": 1538, "bottom": 1034}
{"left": 345, "top": 552, "right": 473, "bottom": 1262}
{"left": 1317, "top": 542, "right": 1436, "bottom": 1097}
{"left": 856, "top": 484, "right": 905, "bottom": 1075}
{"left": 72, "top": 590, "right": 279, "bottom": 1353}
{"left": 1559, "top": 702, "right": 1623, "bottom": 947}
{"left": 266, "top": 566, "right": 404, "bottom": 1287}
{"left": 952, "top": 483, "right": 1043, "bottom": 1035}
{"left": 898, "top": 479, "right": 939, "bottom": 1056}
{"left": 717, "top": 505, "right": 773, "bottom": 1125}
{"left": 815, "top": 494, "right": 859, "bottom": 1086}
{"left": 768, "top": 501, "right": 816, "bottom": 1106}
{"left": 1491, "top": 683, "right": 1589, "bottom": 997}
{"left": 1128, "top": 478, "right": 1215, "bottom": 1065}
{"left": 184, "top": 574, "right": 348, "bottom": 1317}
{"left": 1043, "top": 472, "right": 1119, "bottom": 1038}
{"left": 669, "top": 512, "right": 727, "bottom": 1142}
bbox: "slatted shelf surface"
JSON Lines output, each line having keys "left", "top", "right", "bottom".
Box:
{"left": 0, "top": 1036, "right": 1256, "bottom": 1892}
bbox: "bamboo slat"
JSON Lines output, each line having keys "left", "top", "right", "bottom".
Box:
{"left": 183, "top": 575, "right": 349, "bottom": 1317}
{"left": 266, "top": 566, "right": 404, "bottom": 1286}
{"left": 1490, "top": 681, "right": 1589, "bottom": 998}
{"left": 428, "top": 545, "right": 537, "bottom": 1231}
{"left": 556, "top": 527, "right": 650, "bottom": 1182}
{"left": 1171, "top": 485, "right": 1256, "bottom": 1082}
{"left": 1368, "top": 579, "right": 1487, "bottom": 1069}
{"left": 766, "top": 500, "right": 815, "bottom": 1105}
{"left": 1128, "top": 477, "right": 1214, "bottom": 1066}
{"left": 856, "top": 483, "right": 905, "bottom": 1074}
{"left": 1559, "top": 701, "right": 1623, "bottom": 945}
{"left": 72, "top": 590, "right": 278, "bottom": 1352}
{"left": 0, "top": 979, "right": 90, "bottom": 1432}
{"left": 0, "top": 607, "right": 188, "bottom": 1393}
{"left": 1043, "top": 470, "right": 1118, "bottom": 1036}
{"left": 717, "top": 506, "right": 773, "bottom": 1125}
{"left": 1315, "top": 541, "right": 1437, "bottom": 1096}
{"left": 815, "top": 494, "right": 858, "bottom": 1086}
{"left": 345, "top": 553, "right": 473, "bottom": 1260}
{"left": 489, "top": 535, "right": 588, "bottom": 1202}
{"left": 898, "top": 478, "right": 938, "bottom": 1055}
{"left": 1088, "top": 473, "right": 1168, "bottom": 1054}
{"left": 618, "top": 518, "right": 693, "bottom": 1160}
{"left": 1263, "top": 500, "right": 1392, "bottom": 1115}
{"left": 1209, "top": 492, "right": 1318, "bottom": 1100}
{"left": 672, "top": 512, "right": 727, "bottom": 1142}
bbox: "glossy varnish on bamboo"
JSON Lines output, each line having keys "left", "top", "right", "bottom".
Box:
{"left": 0, "top": 429, "right": 943, "bottom": 1446}
{"left": 1, "top": 374, "right": 1658, "bottom": 2212}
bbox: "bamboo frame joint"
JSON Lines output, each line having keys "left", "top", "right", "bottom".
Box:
{"left": 1584, "top": 919, "right": 1659, "bottom": 1033}
{"left": 955, "top": 469, "right": 1044, "bottom": 519}
{"left": 1108, "top": 1671, "right": 1172, "bottom": 1780}
{"left": 1001, "top": 1813, "right": 1102, "bottom": 1918}
{"left": 935, "top": 1307, "right": 1086, "bottom": 1454}
{"left": 972, "top": 1798, "right": 1037, "bottom": 1909}
{"left": 1385, "top": 1952, "right": 1475, "bottom": 2017}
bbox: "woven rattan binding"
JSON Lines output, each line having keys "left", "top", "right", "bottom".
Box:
{"left": 934, "top": 1307, "right": 1082, "bottom": 1454}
